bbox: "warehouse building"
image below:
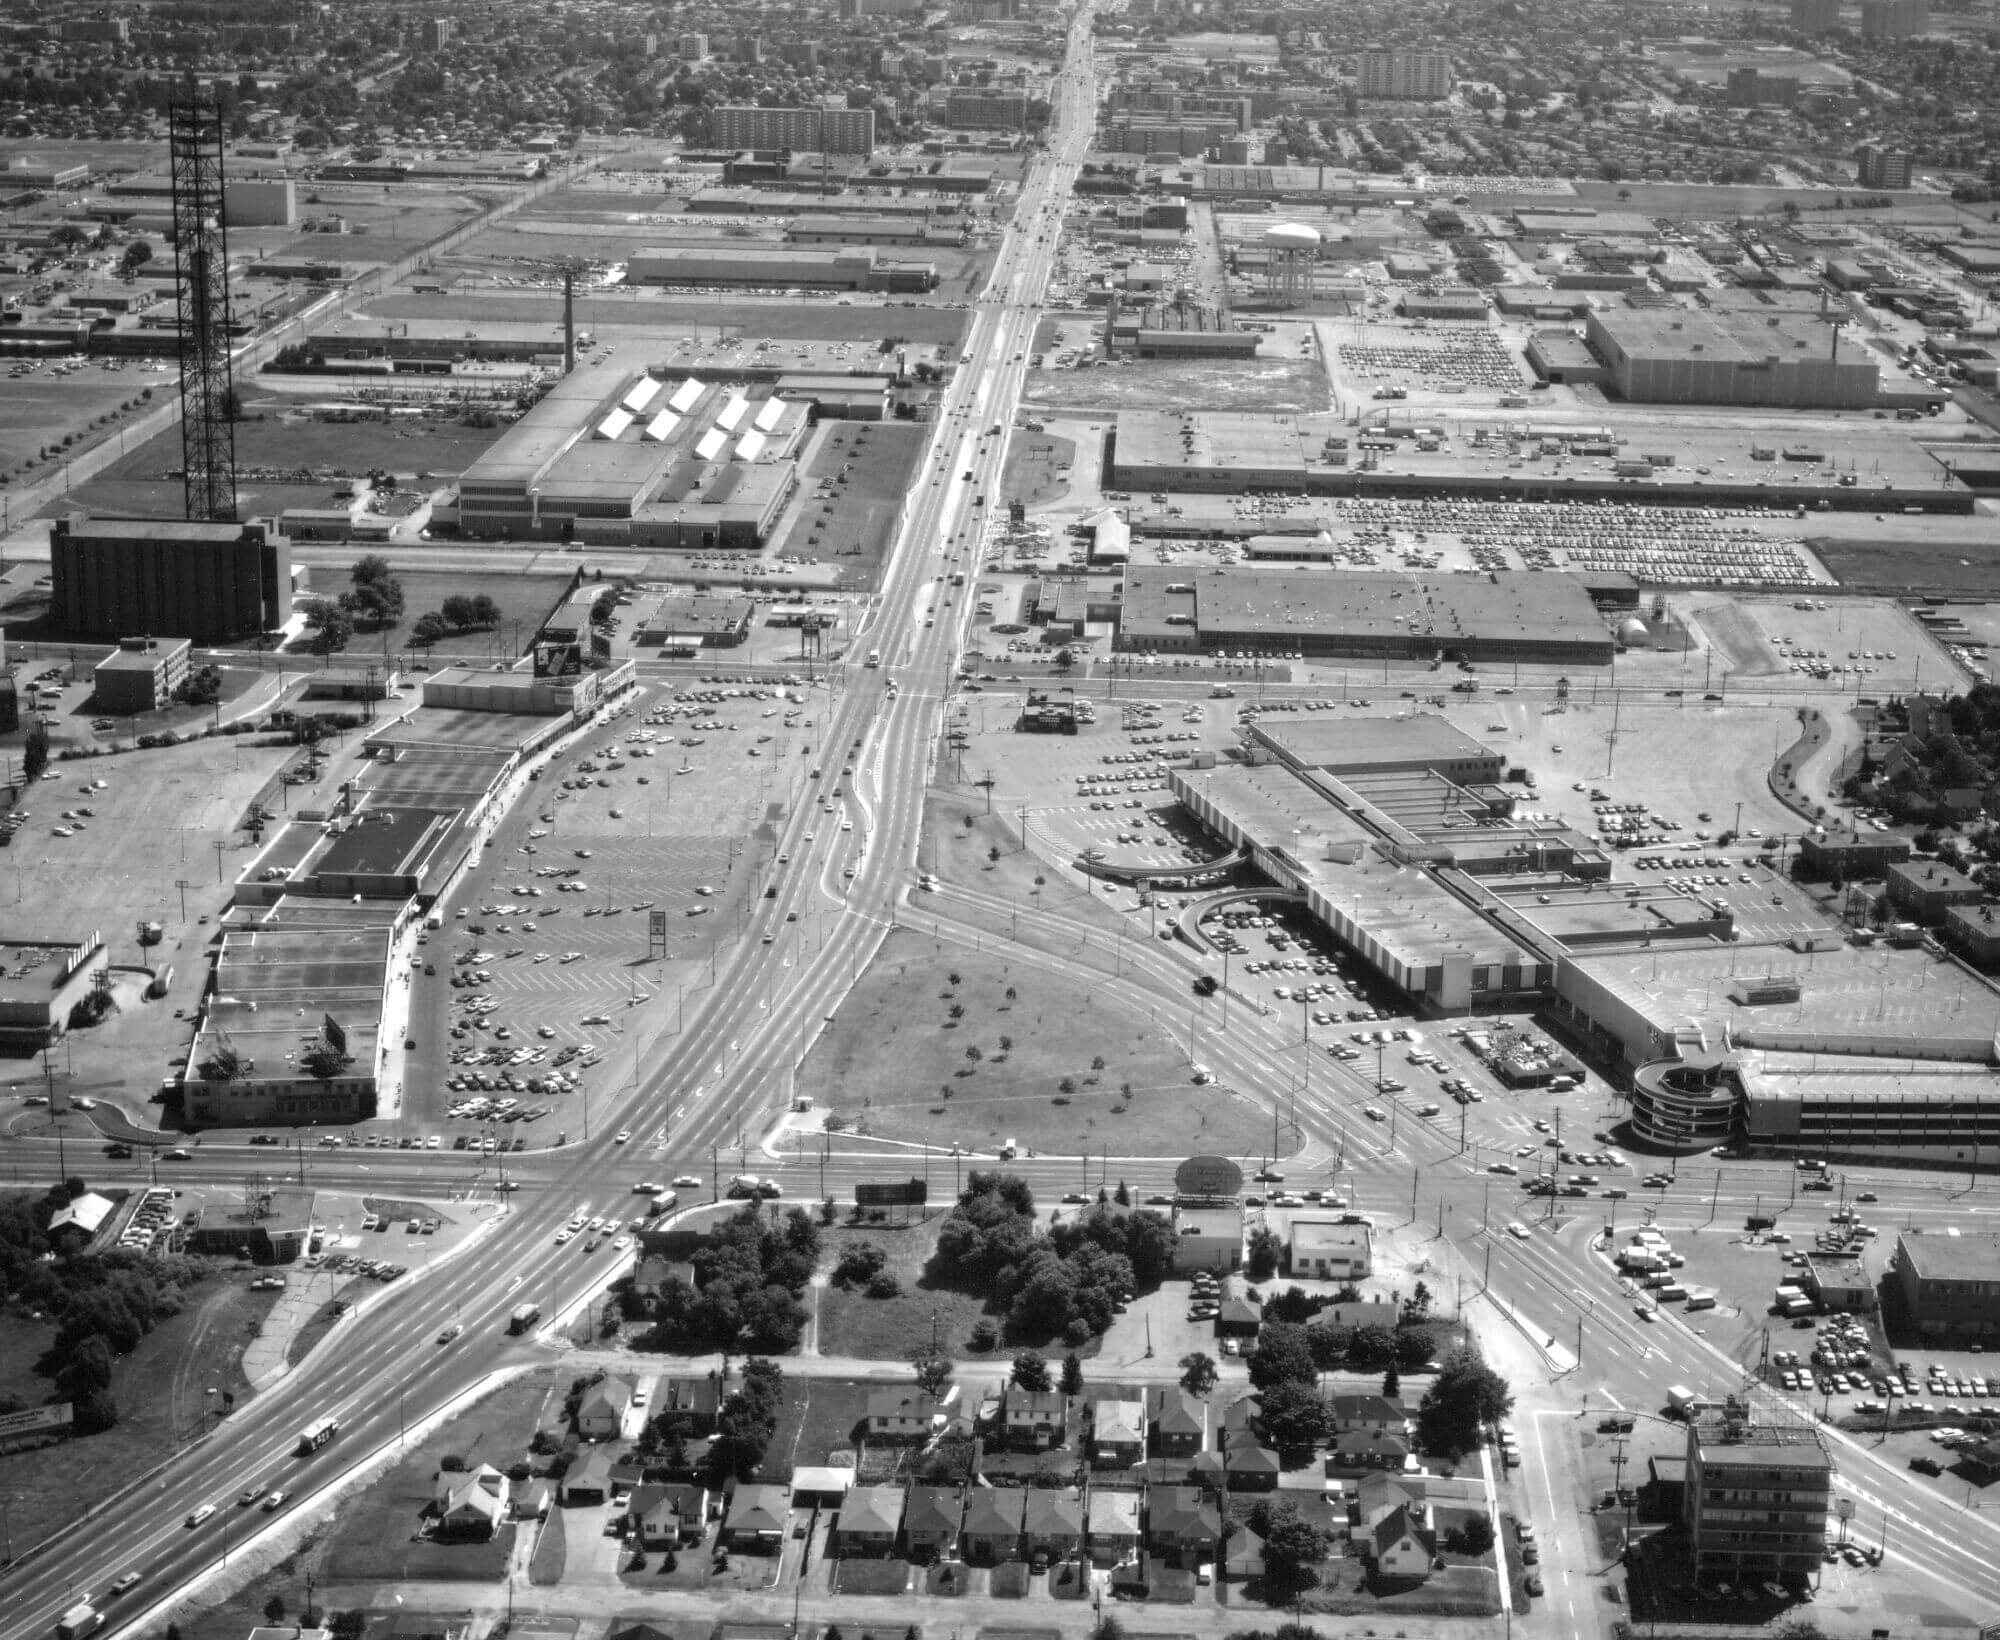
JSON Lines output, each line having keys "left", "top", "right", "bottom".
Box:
{"left": 92, "top": 634, "right": 191, "bottom": 714}
{"left": 1585, "top": 308, "right": 1880, "bottom": 409}
{"left": 786, "top": 216, "right": 964, "bottom": 248}
{"left": 0, "top": 931, "right": 109, "bottom": 1049}
{"left": 626, "top": 246, "right": 935, "bottom": 293}
{"left": 51, "top": 517, "right": 293, "bottom": 643}
{"left": 1115, "top": 565, "right": 1615, "bottom": 665}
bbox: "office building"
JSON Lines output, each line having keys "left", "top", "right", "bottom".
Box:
{"left": 1790, "top": 0, "right": 1841, "bottom": 27}
{"left": 1683, "top": 1409, "right": 1832, "bottom": 1583}
{"left": 679, "top": 33, "right": 709, "bottom": 59}
{"left": 707, "top": 106, "right": 875, "bottom": 154}
{"left": 1891, "top": 1232, "right": 2000, "bottom": 1340}
{"left": 1861, "top": 0, "right": 1928, "bottom": 34}
{"left": 1357, "top": 50, "right": 1452, "bottom": 101}
{"left": 1856, "top": 143, "right": 1912, "bottom": 190}
{"left": 420, "top": 16, "right": 453, "bottom": 50}
{"left": 51, "top": 517, "right": 292, "bottom": 644}
{"left": 92, "top": 635, "right": 191, "bottom": 714}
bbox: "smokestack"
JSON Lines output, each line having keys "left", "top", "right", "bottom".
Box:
{"left": 563, "top": 267, "right": 576, "bottom": 375}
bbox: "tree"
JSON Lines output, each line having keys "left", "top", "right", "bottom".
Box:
{"left": 1179, "top": 1352, "right": 1218, "bottom": 1396}
{"left": 1347, "top": 1323, "right": 1398, "bottom": 1371}
{"left": 1416, "top": 1347, "right": 1514, "bottom": 1459}
{"left": 302, "top": 598, "right": 354, "bottom": 655}
{"left": 998, "top": 1034, "right": 1013, "bottom": 1055}
{"left": 1011, "top": 1350, "right": 1052, "bottom": 1392}
{"left": 1382, "top": 1365, "right": 1400, "bottom": 1400}
{"left": 1448, "top": 1512, "right": 1495, "bottom": 1555}
{"left": 299, "top": 1039, "right": 354, "bottom": 1082}
{"left": 411, "top": 612, "right": 449, "bottom": 647}
{"left": 1251, "top": 1498, "right": 1330, "bottom": 1600}
{"left": 1403, "top": 1281, "right": 1433, "bottom": 1323}
{"left": 120, "top": 240, "right": 152, "bottom": 269}
{"left": 264, "top": 1596, "right": 287, "bottom": 1624}
{"left": 1246, "top": 1224, "right": 1282, "bottom": 1282}
{"left": 965, "top": 1045, "right": 982, "bottom": 1068}
{"left": 1257, "top": 1380, "right": 1332, "bottom": 1450}
{"left": 21, "top": 720, "right": 49, "bottom": 784}
{"left": 1394, "top": 1326, "right": 1436, "bottom": 1372}
{"left": 1059, "top": 1350, "right": 1085, "bottom": 1396}
{"left": 1114, "top": 1179, "right": 1131, "bottom": 1206}
{"left": 197, "top": 1044, "right": 245, "bottom": 1083}
{"left": 342, "top": 554, "right": 404, "bottom": 628}
{"left": 1247, "top": 1323, "right": 1317, "bottom": 1390}
{"left": 913, "top": 1354, "right": 953, "bottom": 1397}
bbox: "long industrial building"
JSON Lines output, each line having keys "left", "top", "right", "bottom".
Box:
{"left": 1116, "top": 565, "right": 1617, "bottom": 665}
{"left": 1584, "top": 308, "right": 1880, "bottom": 409}
{"left": 50, "top": 518, "right": 294, "bottom": 644}
{"left": 625, "top": 246, "right": 935, "bottom": 293}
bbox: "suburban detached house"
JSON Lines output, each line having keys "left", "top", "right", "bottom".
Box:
{"left": 1224, "top": 1523, "right": 1266, "bottom": 1580}
{"left": 1355, "top": 1474, "right": 1431, "bottom": 1532}
{"left": 963, "top": 1486, "right": 1027, "bottom": 1563}
{"left": 1022, "top": 1487, "right": 1085, "bottom": 1565}
{"left": 631, "top": 1482, "right": 709, "bottom": 1549}
{"left": 1219, "top": 1392, "right": 1262, "bottom": 1443}
{"left": 867, "top": 1389, "right": 941, "bottom": 1442}
{"left": 577, "top": 1376, "right": 635, "bottom": 1441}
{"left": 1004, "top": 1386, "right": 1067, "bottom": 1451}
{"left": 836, "top": 1485, "right": 907, "bottom": 1557}
{"left": 435, "top": 1464, "right": 510, "bottom": 1539}
{"left": 1149, "top": 1387, "right": 1207, "bottom": 1458}
{"left": 1328, "top": 1394, "right": 1409, "bottom": 1440}
{"left": 561, "top": 1447, "right": 618, "bottom": 1507}
{"left": 1092, "top": 1397, "right": 1146, "bottom": 1466}
{"left": 902, "top": 1485, "right": 964, "bottom": 1559}
{"left": 1146, "top": 1484, "right": 1221, "bottom": 1569}
{"left": 1371, "top": 1502, "right": 1437, "bottom": 1581}
{"left": 724, "top": 1482, "right": 791, "bottom": 1550}
{"left": 1088, "top": 1489, "right": 1141, "bottom": 1565}
{"left": 653, "top": 1376, "right": 721, "bottom": 1435}
{"left": 1327, "top": 1426, "right": 1412, "bottom": 1474}
{"left": 1211, "top": 1433, "right": 1280, "bottom": 1491}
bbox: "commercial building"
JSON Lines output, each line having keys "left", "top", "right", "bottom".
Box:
{"left": 1683, "top": 1409, "right": 1832, "bottom": 1583}
{"left": 51, "top": 517, "right": 292, "bottom": 644}
{"left": 1251, "top": 714, "right": 1504, "bottom": 785}
{"left": 1725, "top": 68, "right": 1800, "bottom": 107}
{"left": 1861, "top": 0, "right": 1929, "bottom": 36}
{"left": 707, "top": 106, "right": 875, "bottom": 155}
{"left": 1116, "top": 564, "right": 1615, "bottom": 666}
{"left": 1856, "top": 143, "right": 1913, "bottom": 190}
{"left": 1891, "top": 1231, "right": 2000, "bottom": 1340}
{"left": 626, "top": 245, "right": 934, "bottom": 293}
{"left": 2, "top": 158, "right": 90, "bottom": 190}
{"left": 944, "top": 90, "right": 1029, "bottom": 130}
{"left": 0, "top": 932, "right": 109, "bottom": 1049}
{"left": 1790, "top": 0, "right": 1842, "bottom": 29}
{"left": 1288, "top": 1220, "right": 1373, "bottom": 1280}
{"left": 1585, "top": 309, "right": 1879, "bottom": 409}
{"left": 1357, "top": 50, "right": 1453, "bottom": 100}
{"left": 419, "top": 661, "right": 632, "bottom": 720}
{"left": 92, "top": 635, "right": 191, "bottom": 713}
{"left": 1883, "top": 858, "right": 1982, "bottom": 925}
{"left": 634, "top": 595, "right": 755, "bottom": 649}
{"left": 786, "top": 216, "right": 964, "bottom": 248}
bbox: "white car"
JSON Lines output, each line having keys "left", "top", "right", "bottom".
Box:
{"left": 185, "top": 1504, "right": 217, "bottom": 1528}
{"left": 1506, "top": 1222, "right": 1531, "bottom": 1240}
{"left": 615, "top": 1130, "right": 632, "bottom": 1144}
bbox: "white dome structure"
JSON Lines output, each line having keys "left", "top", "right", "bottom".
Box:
{"left": 1617, "top": 615, "right": 1650, "bottom": 647}
{"left": 1265, "top": 221, "right": 1322, "bottom": 249}
{"left": 1263, "top": 223, "right": 1320, "bottom": 308}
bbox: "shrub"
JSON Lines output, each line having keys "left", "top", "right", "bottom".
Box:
{"left": 865, "top": 1270, "right": 901, "bottom": 1298}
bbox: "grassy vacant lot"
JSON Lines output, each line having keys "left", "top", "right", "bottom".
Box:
{"left": 1808, "top": 533, "right": 2000, "bottom": 597}
{"left": 0, "top": 1262, "right": 277, "bottom": 1555}
{"left": 999, "top": 433, "right": 1077, "bottom": 509}
{"left": 814, "top": 1221, "right": 988, "bottom": 1361}
{"left": 761, "top": 1377, "right": 872, "bottom": 1483}
{"left": 323, "top": 1370, "right": 558, "bottom": 1582}
{"left": 1024, "top": 356, "right": 1328, "bottom": 415}
{"left": 389, "top": 567, "right": 576, "bottom": 657}
{"left": 801, "top": 928, "right": 1268, "bottom": 1159}
{"left": 0, "top": 368, "right": 150, "bottom": 484}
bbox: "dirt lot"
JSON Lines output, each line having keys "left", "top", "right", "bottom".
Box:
{"left": 1024, "top": 355, "right": 1328, "bottom": 415}
{"left": 0, "top": 1260, "right": 280, "bottom": 1554}
{"left": 762, "top": 1377, "right": 873, "bottom": 1482}
{"left": 999, "top": 433, "right": 1079, "bottom": 509}
{"left": 799, "top": 928, "right": 1267, "bottom": 1159}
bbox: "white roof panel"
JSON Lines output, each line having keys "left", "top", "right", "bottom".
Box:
{"left": 668, "top": 377, "right": 705, "bottom": 413}
{"left": 621, "top": 376, "right": 663, "bottom": 414}
{"left": 595, "top": 407, "right": 634, "bottom": 440}
{"left": 735, "top": 429, "right": 767, "bottom": 462}
{"left": 694, "top": 427, "right": 728, "bottom": 461}
{"left": 753, "top": 397, "right": 787, "bottom": 432}
{"left": 642, "top": 409, "right": 681, "bottom": 442}
{"left": 714, "top": 393, "right": 750, "bottom": 432}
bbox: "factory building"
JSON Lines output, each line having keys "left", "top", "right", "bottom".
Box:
{"left": 51, "top": 517, "right": 293, "bottom": 644}
{"left": 1584, "top": 308, "right": 1880, "bottom": 409}
{"left": 707, "top": 106, "right": 876, "bottom": 154}
{"left": 1356, "top": 50, "right": 1452, "bottom": 100}
{"left": 626, "top": 246, "right": 935, "bottom": 293}
{"left": 1115, "top": 564, "right": 1615, "bottom": 666}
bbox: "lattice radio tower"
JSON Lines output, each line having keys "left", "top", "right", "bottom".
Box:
{"left": 169, "top": 96, "right": 238, "bottom": 523}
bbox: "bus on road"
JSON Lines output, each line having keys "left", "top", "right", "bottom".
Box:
{"left": 295, "top": 1415, "right": 340, "bottom": 1456}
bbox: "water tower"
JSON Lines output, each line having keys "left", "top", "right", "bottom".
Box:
{"left": 1263, "top": 221, "right": 1321, "bottom": 308}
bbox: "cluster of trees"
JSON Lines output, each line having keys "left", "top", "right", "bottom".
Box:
{"left": 930, "top": 1173, "right": 1173, "bottom": 1346}
{"left": 831, "top": 1240, "right": 899, "bottom": 1298}
{"left": 340, "top": 555, "right": 404, "bottom": 630}
{"left": 0, "top": 1182, "right": 207, "bottom": 1435}
{"left": 1229, "top": 1316, "right": 1465, "bottom": 1455}
{"left": 174, "top": 664, "right": 224, "bottom": 708}
{"left": 1416, "top": 1348, "right": 1515, "bottom": 1460}
{"left": 632, "top": 1358, "right": 785, "bottom": 1488}
{"left": 638, "top": 1204, "right": 816, "bottom": 1353}
{"left": 1245, "top": 1308, "right": 1438, "bottom": 1386}
{"left": 410, "top": 594, "right": 504, "bottom": 648}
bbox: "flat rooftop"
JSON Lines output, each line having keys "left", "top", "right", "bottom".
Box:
{"left": 1894, "top": 1230, "right": 2000, "bottom": 1283}
{"left": 1252, "top": 710, "right": 1504, "bottom": 773}
{"left": 367, "top": 706, "right": 557, "bottom": 753}
{"left": 314, "top": 807, "right": 453, "bottom": 880}
{"left": 1595, "top": 305, "right": 1850, "bottom": 366}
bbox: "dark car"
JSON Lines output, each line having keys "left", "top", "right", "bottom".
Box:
{"left": 1524, "top": 1574, "right": 1544, "bottom": 1598}
{"left": 1910, "top": 1455, "right": 1943, "bottom": 1476}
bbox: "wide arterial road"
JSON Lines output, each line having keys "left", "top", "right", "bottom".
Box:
{"left": 0, "top": 17, "right": 1100, "bottom": 1640}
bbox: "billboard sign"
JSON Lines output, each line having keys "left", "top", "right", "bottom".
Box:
{"left": 1173, "top": 1154, "right": 1244, "bottom": 1200}
{"left": 649, "top": 910, "right": 668, "bottom": 940}
{"left": 0, "top": 1404, "right": 71, "bottom": 1446}
{"left": 322, "top": 1013, "right": 347, "bottom": 1055}
{"left": 855, "top": 1180, "right": 928, "bottom": 1208}
{"left": 534, "top": 640, "right": 583, "bottom": 679}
